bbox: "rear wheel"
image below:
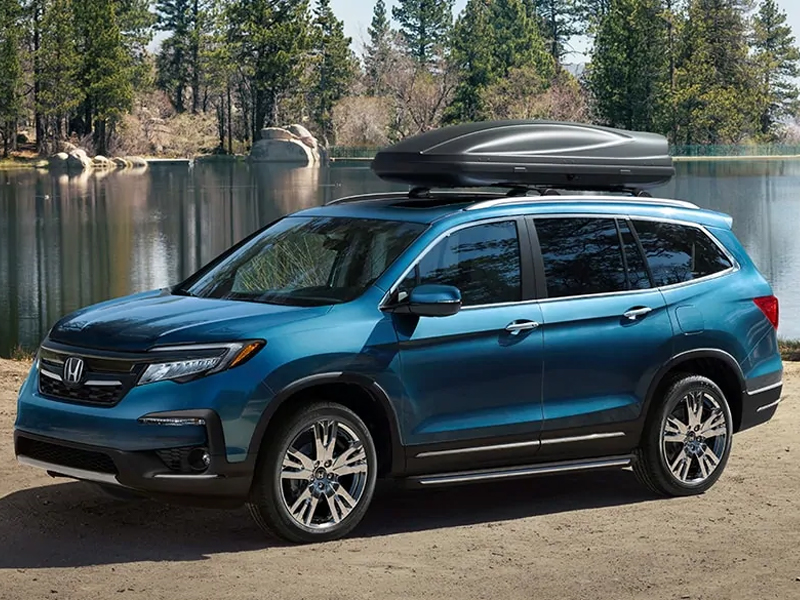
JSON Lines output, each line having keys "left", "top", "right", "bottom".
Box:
{"left": 247, "top": 402, "right": 377, "bottom": 543}
{"left": 634, "top": 374, "right": 733, "bottom": 496}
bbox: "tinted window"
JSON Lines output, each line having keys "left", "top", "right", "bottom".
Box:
{"left": 535, "top": 218, "right": 627, "bottom": 298}
{"left": 632, "top": 220, "right": 733, "bottom": 287}
{"left": 402, "top": 221, "right": 521, "bottom": 306}
{"left": 619, "top": 220, "right": 652, "bottom": 290}
{"left": 184, "top": 216, "right": 424, "bottom": 306}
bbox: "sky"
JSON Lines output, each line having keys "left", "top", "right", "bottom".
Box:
{"left": 331, "top": 0, "right": 800, "bottom": 62}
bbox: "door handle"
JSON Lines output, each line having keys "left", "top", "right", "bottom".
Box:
{"left": 505, "top": 320, "right": 540, "bottom": 335}
{"left": 623, "top": 307, "right": 653, "bottom": 321}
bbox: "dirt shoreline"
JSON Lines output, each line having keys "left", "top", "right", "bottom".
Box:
{"left": 1, "top": 358, "right": 798, "bottom": 600}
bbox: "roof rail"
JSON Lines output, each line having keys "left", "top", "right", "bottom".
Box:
{"left": 325, "top": 190, "right": 502, "bottom": 206}
{"left": 466, "top": 195, "right": 699, "bottom": 211}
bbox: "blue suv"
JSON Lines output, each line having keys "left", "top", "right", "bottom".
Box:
{"left": 14, "top": 123, "right": 783, "bottom": 543}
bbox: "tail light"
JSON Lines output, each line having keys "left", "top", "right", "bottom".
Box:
{"left": 754, "top": 296, "right": 779, "bottom": 329}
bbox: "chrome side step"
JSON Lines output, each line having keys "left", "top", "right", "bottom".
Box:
{"left": 409, "top": 455, "right": 634, "bottom": 487}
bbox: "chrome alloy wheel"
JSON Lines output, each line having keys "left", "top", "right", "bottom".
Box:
{"left": 279, "top": 419, "right": 369, "bottom": 530}
{"left": 661, "top": 390, "right": 729, "bottom": 484}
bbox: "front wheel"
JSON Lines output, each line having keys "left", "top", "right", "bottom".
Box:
{"left": 634, "top": 374, "right": 733, "bottom": 496}
{"left": 247, "top": 402, "right": 377, "bottom": 543}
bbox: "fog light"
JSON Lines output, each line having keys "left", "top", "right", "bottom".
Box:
{"left": 188, "top": 448, "right": 211, "bottom": 472}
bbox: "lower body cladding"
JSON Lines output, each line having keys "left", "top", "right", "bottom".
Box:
{"left": 13, "top": 410, "right": 254, "bottom": 506}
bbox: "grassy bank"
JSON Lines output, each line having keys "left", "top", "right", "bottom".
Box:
{"left": 779, "top": 339, "right": 800, "bottom": 362}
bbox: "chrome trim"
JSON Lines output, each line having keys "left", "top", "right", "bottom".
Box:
{"left": 467, "top": 195, "right": 700, "bottom": 212}
{"left": 505, "top": 321, "right": 539, "bottom": 333}
{"left": 40, "top": 368, "right": 63, "bottom": 382}
{"left": 415, "top": 432, "right": 626, "bottom": 458}
{"left": 623, "top": 307, "right": 653, "bottom": 320}
{"left": 747, "top": 381, "right": 783, "bottom": 396}
{"left": 413, "top": 455, "right": 633, "bottom": 486}
{"left": 415, "top": 439, "right": 541, "bottom": 459}
{"left": 17, "top": 455, "right": 123, "bottom": 487}
{"left": 540, "top": 432, "right": 626, "bottom": 445}
{"left": 85, "top": 380, "right": 123, "bottom": 387}
{"left": 756, "top": 397, "right": 782, "bottom": 413}
{"left": 138, "top": 417, "right": 207, "bottom": 426}
{"left": 151, "top": 473, "right": 221, "bottom": 480}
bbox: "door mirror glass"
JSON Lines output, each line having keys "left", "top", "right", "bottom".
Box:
{"left": 405, "top": 284, "right": 462, "bottom": 317}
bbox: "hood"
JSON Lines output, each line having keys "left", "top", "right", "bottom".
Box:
{"left": 48, "top": 289, "right": 332, "bottom": 352}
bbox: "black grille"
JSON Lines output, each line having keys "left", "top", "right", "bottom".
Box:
{"left": 17, "top": 436, "right": 118, "bottom": 474}
{"left": 38, "top": 351, "right": 139, "bottom": 407}
{"left": 39, "top": 376, "right": 127, "bottom": 405}
{"left": 156, "top": 447, "right": 196, "bottom": 473}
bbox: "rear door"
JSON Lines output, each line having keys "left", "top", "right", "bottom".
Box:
{"left": 531, "top": 216, "right": 675, "bottom": 459}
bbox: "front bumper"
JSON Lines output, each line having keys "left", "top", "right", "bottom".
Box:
{"left": 14, "top": 413, "right": 254, "bottom": 502}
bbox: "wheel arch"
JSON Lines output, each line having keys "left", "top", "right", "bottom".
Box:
{"left": 247, "top": 372, "right": 405, "bottom": 477}
{"left": 643, "top": 349, "right": 746, "bottom": 432}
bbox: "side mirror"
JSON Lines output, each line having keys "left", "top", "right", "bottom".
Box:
{"left": 405, "top": 284, "right": 462, "bottom": 317}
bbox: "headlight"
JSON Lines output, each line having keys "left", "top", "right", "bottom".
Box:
{"left": 137, "top": 340, "right": 264, "bottom": 386}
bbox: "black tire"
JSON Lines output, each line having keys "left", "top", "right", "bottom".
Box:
{"left": 634, "top": 374, "right": 733, "bottom": 497}
{"left": 247, "top": 402, "right": 378, "bottom": 543}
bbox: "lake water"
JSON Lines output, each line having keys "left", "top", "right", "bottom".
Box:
{"left": 1, "top": 159, "right": 799, "bottom": 357}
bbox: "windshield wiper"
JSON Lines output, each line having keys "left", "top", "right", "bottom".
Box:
{"left": 172, "top": 287, "right": 197, "bottom": 297}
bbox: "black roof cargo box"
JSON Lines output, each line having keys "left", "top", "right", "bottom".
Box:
{"left": 371, "top": 120, "right": 674, "bottom": 192}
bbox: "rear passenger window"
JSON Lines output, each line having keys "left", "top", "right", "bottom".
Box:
{"left": 631, "top": 220, "right": 733, "bottom": 287}
{"left": 535, "top": 217, "right": 642, "bottom": 298}
{"left": 403, "top": 221, "right": 521, "bottom": 306}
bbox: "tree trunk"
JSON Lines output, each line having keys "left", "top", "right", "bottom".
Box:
{"left": 94, "top": 119, "right": 106, "bottom": 155}
{"left": 191, "top": 0, "right": 200, "bottom": 114}
{"left": 33, "top": 3, "right": 44, "bottom": 155}
{"left": 227, "top": 84, "right": 233, "bottom": 155}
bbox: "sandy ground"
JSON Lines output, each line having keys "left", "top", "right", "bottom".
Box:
{"left": 1, "top": 359, "right": 799, "bottom": 600}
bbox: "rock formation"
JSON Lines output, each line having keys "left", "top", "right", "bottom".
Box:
{"left": 249, "top": 125, "right": 322, "bottom": 165}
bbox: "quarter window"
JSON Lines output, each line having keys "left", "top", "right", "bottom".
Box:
{"left": 631, "top": 220, "right": 733, "bottom": 287}
{"left": 402, "top": 221, "right": 522, "bottom": 306}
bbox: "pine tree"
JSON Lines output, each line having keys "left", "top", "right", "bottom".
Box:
{"left": 575, "top": 0, "right": 612, "bottom": 33}
{"left": 225, "top": 0, "right": 313, "bottom": 140}
{"left": 311, "top": 0, "right": 355, "bottom": 143}
{"left": 115, "top": 0, "right": 156, "bottom": 88}
{"left": 364, "top": 0, "right": 394, "bottom": 95}
{"left": 392, "top": 0, "right": 454, "bottom": 66}
{"left": 446, "top": 0, "right": 554, "bottom": 123}
{"left": 491, "top": 0, "right": 554, "bottom": 81}
{"left": 673, "top": 0, "right": 760, "bottom": 144}
{"left": 752, "top": 0, "right": 800, "bottom": 137}
{"left": 528, "top": 0, "right": 580, "bottom": 62}
{"left": 37, "top": 0, "right": 82, "bottom": 150}
{"left": 446, "top": 0, "right": 495, "bottom": 121}
{"left": 155, "top": 0, "right": 205, "bottom": 113}
{"left": 74, "top": 0, "right": 134, "bottom": 154}
{"left": 156, "top": 0, "right": 192, "bottom": 112}
{"left": 588, "top": 0, "right": 669, "bottom": 131}
{"left": 0, "top": 0, "right": 22, "bottom": 157}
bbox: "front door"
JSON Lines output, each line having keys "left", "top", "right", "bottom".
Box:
{"left": 532, "top": 216, "right": 675, "bottom": 459}
{"left": 392, "top": 219, "right": 545, "bottom": 472}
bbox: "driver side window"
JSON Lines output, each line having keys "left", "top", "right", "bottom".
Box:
{"left": 401, "top": 221, "right": 522, "bottom": 307}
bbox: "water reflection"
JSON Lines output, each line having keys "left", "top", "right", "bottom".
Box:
{"left": 1, "top": 159, "right": 799, "bottom": 356}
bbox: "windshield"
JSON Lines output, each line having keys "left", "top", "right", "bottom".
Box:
{"left": 181, "top": 216, "right": 426, "bottom": 306}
